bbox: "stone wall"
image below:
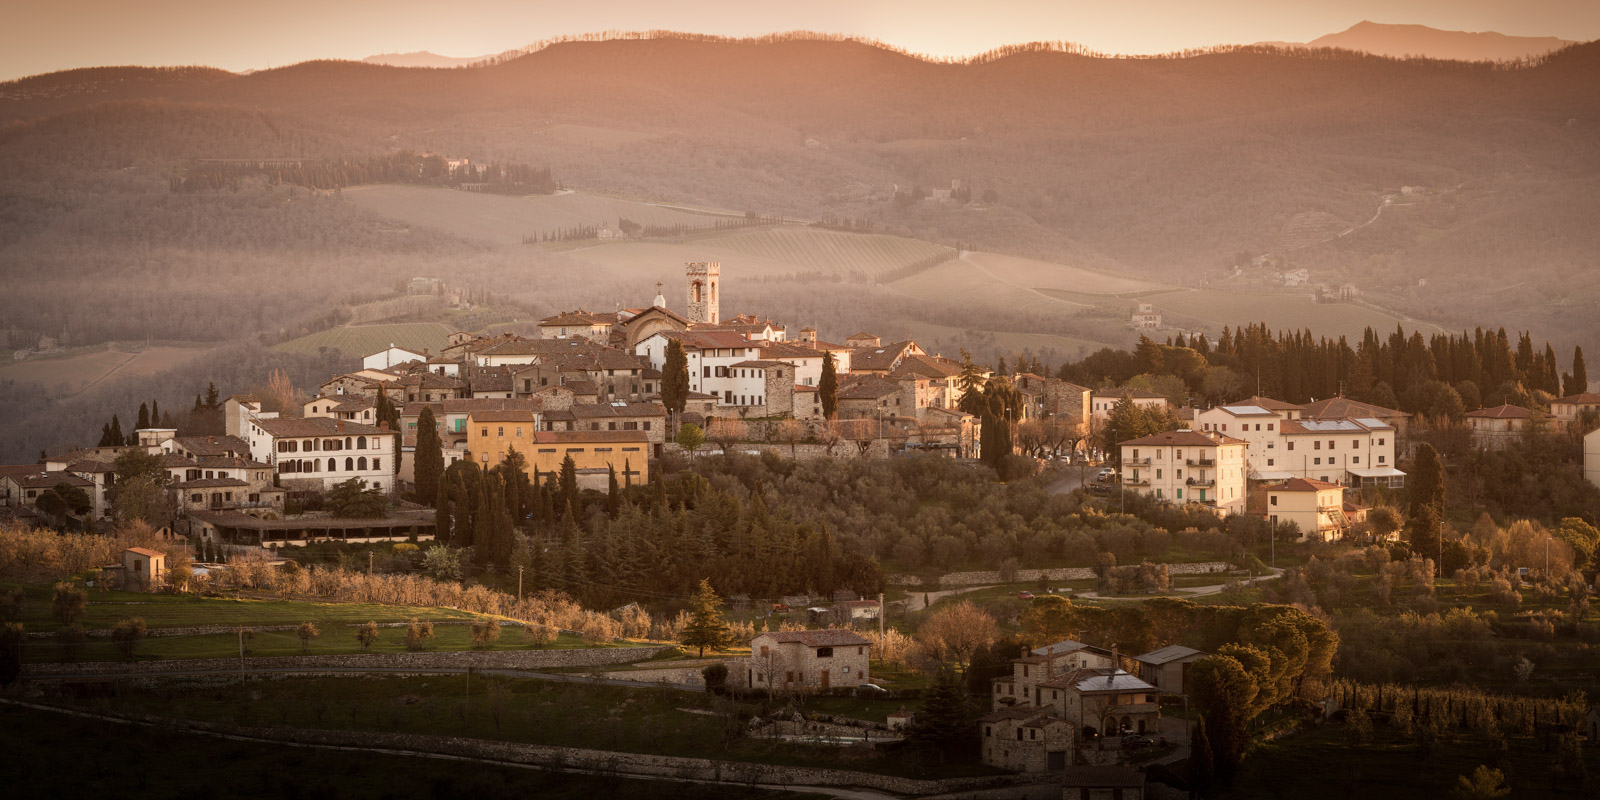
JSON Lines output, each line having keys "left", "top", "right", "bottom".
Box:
{"left": 886, "top": 562, "right": 1233, "bottom": 587}
{"left": 23, "top": 645, "right": 672, "bottom": 677}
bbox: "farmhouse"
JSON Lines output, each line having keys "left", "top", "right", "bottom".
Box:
{"left": 243, "top": 416, "right": 397, "bottom": 495}
{"left": 744, "top": 629, "right": 870, "bottom": 692}
{"left": 1266, "top": 478, "right": 1353, "bottom": 542}
{"left": 979, "top": 708, "right": 1075, "bottom": 772}
{"left": 1133, "top": 645, "right": 1207, "bottom": 695}
{"left": 1466, "top": 404, "right": 1548, "bottom": 450}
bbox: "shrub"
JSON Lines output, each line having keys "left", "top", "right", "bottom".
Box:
{"left": 355, "top": 620, "right": 379, "bottom": 651}
{"left": 702, "top": 662, "right": 729, "bottom": 695}
{"left": 111, "top": 617, "right": 147, "bottom": 660}
{"left": 297, "top": 621, "right": 320, "bottom": 652}
{"left": 404, "top": 618, "right": 434, "bottom": 651}
{"left": 51, "top": 582, "right": 86, "bottom": 624}
{"left": 469, "top": 619, "right": 502, "bottom": 649}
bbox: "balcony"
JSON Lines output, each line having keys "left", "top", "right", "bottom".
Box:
{"left": 1185, "top": 457, "right": 1215, "bottom": 467}
{"left": 1123, "top": 479, "right": 1151, "bottom": 488}
{"left": 1185, "top": 477, "right": 1215, "bottom": 487}
{"left": 1124, "top": 457, "right": 1151, "bottom": 467}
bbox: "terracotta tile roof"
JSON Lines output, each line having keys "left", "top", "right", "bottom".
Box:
{"left": 1466, "top": 404, "right": 1545, "bottom": 419}
{"left": 1552, "top": 393, "right": 1600, "bottom": 405}
{"left": 1120, "top": 430, "right": 1244, "bottom": 447}
{"left": 1093, "top": 389, "right": 1167, "bottom": 399}
{"left": 539, "top": 310, "right": 617, "bottom": 327}
{"left": 1272, "top": 478, "right": 1344, "bottom": 492}
{"left": 6, "top": 471, "right": 94, "bottom": 489}
{"left": 1235, "top": 395, "right": 1306, "bottom": 411}
{"left": 435, "top": 398, "right": 541, "bottom": 415}
{"left": 566, "top": 402, "right": 665, "bottom": 418}
{"left": 466, "top": 410, "right": 537, "bottom": 424}
{"left": 251, "top": 417, "right": 386, "bottom": 437}
{"left": 850, "top": 341, "right": 918, "bottom": 372}
{"left": 125, "top": 547, "right": 164, "bottom": 557}
{"left": 1300, "top": 396, "right": 1408, "bottom": 419}
{"left": 836, "top": 375, "right": 901, "bottom": 400}
{"left": 758, "top": 629, "right": 871, "bottom": 647}
{"left": 173, "top": 435, "right": 252, "bottom": 457}
{"left": 756, "top": 341, "right": 820, "bottom": 360}
{"left": 66, "top": 460, "right": 116, "bottom": 473}
{"left": 532, "top": 430, "right": 650, "bottom": 444}
{"left": 175, "top": 477, "right": 250, "bottom": 488}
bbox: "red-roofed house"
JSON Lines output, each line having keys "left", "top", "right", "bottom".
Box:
{"left": 1266, "top": 478, "right": 1351, "bottom": 542}
{"left": 1466, "top": 404, "right": 1548, "bottom": 450}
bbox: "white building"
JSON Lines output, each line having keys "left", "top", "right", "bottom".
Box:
{"left": 1091, "top": 390, "right": 1169, "bottom": 422}
{"left": 1277, "top": 418, "right": 1401, "bottom": 487}
{"left": 1585, "top": 427, "right": 1600, "bottom": 490}
{"left": 1194, "top": 404, "right": 1283, "bottom": 477}
{"left": 1119, "top": 430, "right": 1247, "bottom": 513}
{"left": 243, "top": 416, "right": 397, "bottom": 494}
{"left": 362, "top": 344, "right": 427, "bottom": 371}
{"left": 636, "top": 330, "right": 769, "bottom": 407}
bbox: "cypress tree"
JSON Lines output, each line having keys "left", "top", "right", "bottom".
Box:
{"left": 819, "top": 352, "right": 838, "bottom": 420}
{"left": 136, "top": 402, "right": 150, "bottom": 431}
{"left": 559, "top": 455, "right": 578, "bottom": 515}
{"left": 434, "top": 481, "right": 453, "bottom": 546}
{"left": 661, "top": 339, "right": 689, "bottom": 425}
{"left": 606, "top": 466, "right": 620, "bottom": 517}
{"left": 414, "top": 407, "right": 445, "bottom": 502}
{"left": 1567, "top": 346, "right": 1589, "bottom": 396}
{"left": 150, "top": 400, "right": 159, "bottom": 428}
{"left": 108, "top": 415, "right": 124, "bottom": 447}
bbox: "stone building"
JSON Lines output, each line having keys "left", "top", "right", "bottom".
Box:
{"left": 979, "top": 708, "right": 1075, "bottom": 772}
{"left": 743, "top": 629, "right": 870, "bottom": 692}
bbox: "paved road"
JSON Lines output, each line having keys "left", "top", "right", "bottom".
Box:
{"left": 1069, "top": 567, "right": 1283, "bottom": 602}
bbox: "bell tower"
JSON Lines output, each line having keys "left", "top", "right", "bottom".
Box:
{"left": 686, "top": 261, "right": 720, "bottom": 324}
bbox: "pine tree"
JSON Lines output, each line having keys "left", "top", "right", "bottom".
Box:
{"left": 904, "top": 670, "right": 975, "bottom": 763}
{"left": 204, "top": 383, "right": 220, "bottom": 409}
{"left": 414, "top": 407, "right": 445, "bottom": 502}
{"left": 681, "top": 578, "right": 731, "bottom": 657}
{"left": 819, "top": 352, "right": 838, "bottom": 420}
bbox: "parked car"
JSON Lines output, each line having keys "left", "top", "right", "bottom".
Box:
{"left": 1122, "top": 734, "right": 1155, "bottom": 749}
{"left": 857, "top": 683, "right": 889, "bottom": 696}
{"left": 1095, "top": 468, "right": 1116, "bottom": 482}
{"left": 1017, "top": 591, "right": 1035, "bottom": 600}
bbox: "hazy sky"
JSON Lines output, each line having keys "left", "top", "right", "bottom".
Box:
{"left": 4, "top": 0, "right": 1597, "bottom": 80}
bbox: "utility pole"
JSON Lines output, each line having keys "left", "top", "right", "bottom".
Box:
{"left": 238, "top": 627, "right": 245, "bottom": 686}
{"left": 368, "top": 551, "right": 373, "bottom": 576}
{"left": 878, "top": 592, "right": 885, "bottom": 640}
{"left": 1270, "top": 517, "right": 1276, "bottom": 570}
{"left": 518, "top": 566, "right": 524, "bottom": 600}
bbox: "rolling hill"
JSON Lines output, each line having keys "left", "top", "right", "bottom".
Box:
{"left": 1302, "top": 21, "right": 1576, "bottom": 62}
{"left": 2, "top": 34, "right": 1598, "bottom": 350}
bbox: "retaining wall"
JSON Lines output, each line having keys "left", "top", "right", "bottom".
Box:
{"left": 23, "top": 645, "right": 673, "bottom": 677}
{"left": 886, "top": 562, "right": 1233, "bottom": 587}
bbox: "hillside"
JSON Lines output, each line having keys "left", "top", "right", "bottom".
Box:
{"left": 360, "top": 51, "right": 489, "bottom": 68}
{"left": 2, "top": 35, "right": 1598, "bottom": 350}
{"left": 1305, "top": 21, "right": 1577, "bottom": 62}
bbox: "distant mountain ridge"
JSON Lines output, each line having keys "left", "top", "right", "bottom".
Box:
{"left": 1276, "top": 20, "right": 1576, "bottom": 62}
{"left": 359, "top": 51, "right": 490, "bottom": 68}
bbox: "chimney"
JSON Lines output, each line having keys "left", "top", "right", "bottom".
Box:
{"left": 208, "top": 436, "right": 215, "bottom": 444}
{"left": 379, "top": 421, "right": 390, "bottom": 431}
{"left": 337, "top": 420, "right": 345, "bottom": 432}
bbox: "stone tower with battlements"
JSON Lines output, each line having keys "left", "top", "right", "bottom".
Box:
{"left": 686, "top": 261, "right": 720, "bottom": 324}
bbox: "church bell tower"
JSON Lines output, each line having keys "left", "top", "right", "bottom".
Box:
{"left": 686, "top": 261, "right": 720, "bottom": 324}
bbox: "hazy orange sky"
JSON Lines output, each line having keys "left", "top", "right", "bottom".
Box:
{"left": 4, "top": 0, "right": 1597, "bottom": 80}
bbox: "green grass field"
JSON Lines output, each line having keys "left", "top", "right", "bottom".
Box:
{"left": 46, "top": 674, "right": 996, "bottom": 780}
{"left": 5, "top": 581, "right": 487, "bottom": 634}
{"left": 271, "top": 321, "right": 454, "bottom": 358}
{"left": 0, "top": 705, "right": 822, "bottom": 800}
{"left": 1149, "top": 289, "right": 1439, "bottom": 340}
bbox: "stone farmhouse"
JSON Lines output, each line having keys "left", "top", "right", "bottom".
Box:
{"left": 742, "top": 629, "right": 871, "bottom": 692}
{"left": 1466, "top": 404, "right": 1549, "bottom": 450}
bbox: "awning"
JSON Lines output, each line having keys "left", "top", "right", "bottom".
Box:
{"left": 1251, "top": 471, "right": 1295, "bottom": 481}
{"left": 1347, "top": 467, "right": 1406, "bottom": 478}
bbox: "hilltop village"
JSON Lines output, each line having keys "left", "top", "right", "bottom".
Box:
{"left": 4, "top": 262, "right": 1600, "bottom": 798}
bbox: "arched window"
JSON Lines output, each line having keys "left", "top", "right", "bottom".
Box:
{"left": 692, "top": 280, "right": 702, "bottom": 302}
{"left": 345, "top": 457, "right": 354, "bottom": 471}
{"left": 345, "top": 437, "right": 353, "bottom": 450}
{"left": 357, "top": 436, "right": 367, "bottom": 449}
{"left": 327, "top": 458, "right": 336, "bottom": 472}
{"left": 710, "top": 281, "right": 717, "bottom": 303}
{"left": 357, "top": 457, "right": 367, "bottom": 470}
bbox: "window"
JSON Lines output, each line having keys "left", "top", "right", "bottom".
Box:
{"left": 345, "top": 457, "right": 354, "bottom": 471}
{"left": 1314, "top": 441, "right": 1321, "bottom": 450}
{"left": 1353, "top": 456, "right": 1361, "bottom": 464}
{"left": 1314, "top": 457, "right": 1321, "bottom": 465}
{"left": 1351, "top": 440, "right": 1359, "bottom": 449}
{"left": 1268, "top": 423, "right": 1274, "bottom": 431}
{"left": 985, "top": 726, "right": 992, "bottom": 738}
{"left": 327, "top": 458, "right": 336, "bottom": 472}
{"left": 1270, "top": 495, "right": 1278, "bottom": 506}
{"left": 1287, "top": 441, "right": 1295, "bottom": 451}
{"left": 566, "top": 448, "right": 583, "bottom": 454}
{"left": 1378, "top": 437, "right": 1386, "bottom": 445}
{"left": 373, "top": 458, "right": 381, "bottom": 470}
{"left": 191, "top": 493, "right": 202, "bottom": 503}
{"left": 817, "top": 647, "right": 833, "bottom": 658}
{"left": 1156, "top": 469, "right": 1162, "bottom": 479}
{"left": 481, "top": 428, "right": 488, "bottom": 437}
{"left": 538, "top": 448, "right": 556, "bottom": 454}
{"left": 595, "top": 447, "right": 612, "bottom": 453}
{"left": 357, "top": 436, "right": 367, "bottom": 449}
{"left": 623, "top": 447, "right": 641, "bottom": 452}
